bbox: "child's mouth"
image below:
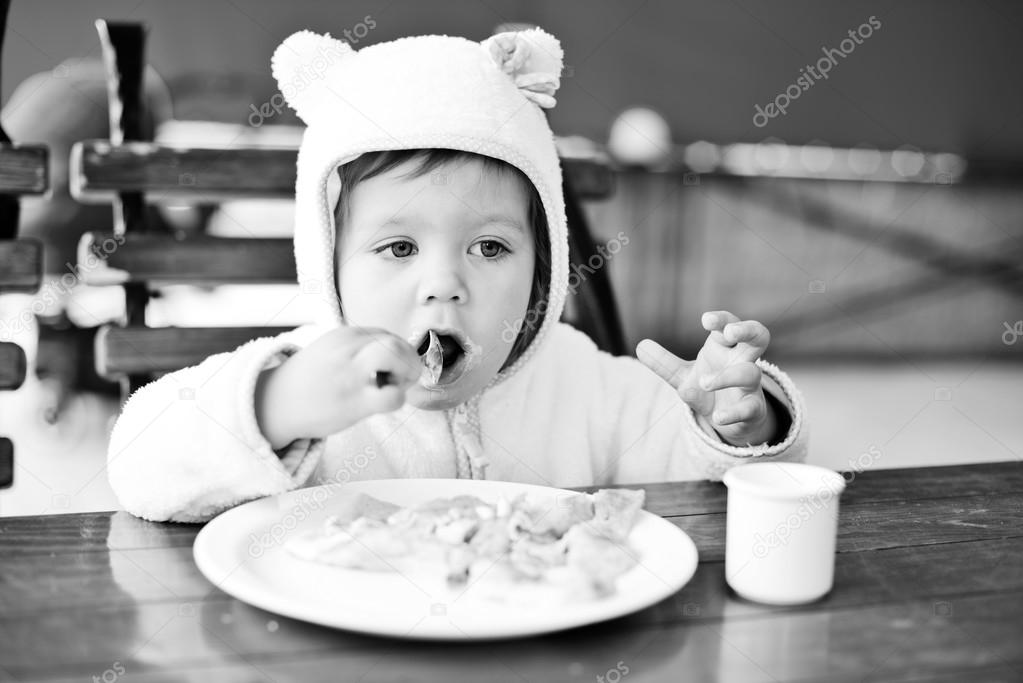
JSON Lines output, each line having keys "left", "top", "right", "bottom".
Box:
{"left": 414, "top": 329, "right": 472, "bottom": 387}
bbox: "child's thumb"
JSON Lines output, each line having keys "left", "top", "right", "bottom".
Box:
{"left": 636, "top": 339, "right": 692, "bottom": 389}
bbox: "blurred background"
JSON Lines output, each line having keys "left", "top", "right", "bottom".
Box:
{"left": 1, "top": 0, "right": 1021, "bottom": 515}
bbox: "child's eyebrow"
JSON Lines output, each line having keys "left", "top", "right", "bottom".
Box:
{"left": 377, "top": 216, "right": 416, "bottom": 229}
{"left": 476, "top": 214, "right": 527, "bottom": 233}
{"left": 375, "top": 214, "right": 527, "bottom": 233}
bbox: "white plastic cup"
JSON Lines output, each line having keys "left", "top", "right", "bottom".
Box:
{"left": 723, "top": 462, "right": 846, "bottom": 605}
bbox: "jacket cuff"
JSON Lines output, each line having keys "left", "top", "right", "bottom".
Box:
{"left": 683, "top": 358, "right": 809, "bottom": 477}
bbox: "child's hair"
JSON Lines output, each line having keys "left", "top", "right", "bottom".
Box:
{"left": 332, "top": 149, "right": 552, "bottom": 371}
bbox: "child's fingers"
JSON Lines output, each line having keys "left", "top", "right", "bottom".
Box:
{"left": 314, "top": 325, "right": 382, "bottom": 357}
{"left": 699, "top": 362, "right": 762, "bottom": 392}
{"left": 713, "top": 394, "right": 765, "bottom": 426}
{"left": 318, "top": 325, "right": 413, "bottom": 364}
{"left": 636, "top": 338, "right": 693, "bottom": 389}
{"left": 701, "top": 310, "right": 742, "bottom": 333}
{"left": 701, "top": 310, "right": 742, "bottom": 346}
{"left": 722, "top": 320, "right": 770, "bottom": 355}
{"left": 376, "top": 335, "right": 422, "bottom": 382}
{"left": 353, "top": 335, "right": 420, "bottom": 388}
{"left": 361, "top": 384, "right": 408, "bottom": 414}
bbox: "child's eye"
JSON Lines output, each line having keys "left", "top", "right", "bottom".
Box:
{"left": 375, "top": 240, "right": 418, "bottom": 258}
{"left": 471, "top": 240, "right": 509, "bottom": 259}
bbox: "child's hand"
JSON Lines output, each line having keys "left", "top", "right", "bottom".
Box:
{"left": 255, "top": 327, "right": 421, "bottom": 450}
{"left": 636, "top": 310, "right": 779, "bottom": 447}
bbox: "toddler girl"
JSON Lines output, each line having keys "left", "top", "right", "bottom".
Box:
{"left": 108, "top": 28, "right": 807, "bottom": 522}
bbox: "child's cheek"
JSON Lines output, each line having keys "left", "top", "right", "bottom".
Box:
{"left": 337, "top": 263, "right": 382, "bottom": 324}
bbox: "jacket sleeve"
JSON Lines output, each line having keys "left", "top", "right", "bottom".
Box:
{"left": 675, "top": 358, "right": 809, "bottom": 480}
{"left": 106, "top": 325, "right": 329, "bottom": 522}
{"left": 586, "top": 335, "right": 809, "bottom": 484}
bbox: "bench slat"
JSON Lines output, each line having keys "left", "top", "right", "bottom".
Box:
{"left": 79, "top": 232, "right": 295, "bottom": 284}
{"left": 0, "top": 238, "right": 43, "bottom": 291}
{"left": 0, "top": 342, "right": 26, "bottom": 390}
{"left": 70, "top": 141, "right": 614, "bottom": 200}
{"left": 96, "top": 325, "right": 293, "bottom": 377}
{"left": 0, "top": 436, "right": 11, "bottom": 489}
{"left": 72, "top": 141, "right": 296, "bottom": 200}
{"left": 0, "top": 145, "right": 48, "bottom": 194}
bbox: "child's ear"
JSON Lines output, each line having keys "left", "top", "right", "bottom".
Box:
{"left": 271, "top": 30, "right": 355, "bottom": 123}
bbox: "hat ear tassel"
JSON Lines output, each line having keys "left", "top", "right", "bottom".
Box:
{"left": 482, "top": 27, "right": 564, "bottom": 109}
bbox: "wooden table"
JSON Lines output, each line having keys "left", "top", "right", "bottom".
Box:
{"left": 2, "top": 462, "right": 1021, "bottom": 682}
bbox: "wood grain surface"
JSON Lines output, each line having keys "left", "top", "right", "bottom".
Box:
{"left": 0, "top": 238, "right": 42, "bottom": 292}
{"left": 94, "top": 325, "right": 293, "bottom": 378}
{"left": 1, "top": 461, "right": 1020, "bottom": 682}
{"left": 71, "top": 141, "right": 614, "bottom": 201}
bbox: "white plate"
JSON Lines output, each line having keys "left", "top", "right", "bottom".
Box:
{"left": 193, "top": 479, "right": 698, "bottom": 640}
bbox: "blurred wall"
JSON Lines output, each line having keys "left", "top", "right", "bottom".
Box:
{"left": 584, "top": 174, "right": 1023, "bottom": 358}
{"left": 2, "top": 0, "right": 1022, "bottom": 360}
{"left": 3, "top": 0, "right": 1023, "bottom": 158}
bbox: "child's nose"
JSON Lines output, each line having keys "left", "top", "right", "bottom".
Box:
{"left": 417, "top": 263, "right": 468, "bottom": 305}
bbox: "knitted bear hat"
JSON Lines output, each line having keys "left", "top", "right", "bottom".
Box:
{"left": 271, "top": 28, "right": 569, "bottom": 384}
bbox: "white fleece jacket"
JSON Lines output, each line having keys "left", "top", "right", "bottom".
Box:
{"left": 107, "top": 322, "right": 808, "bottom": 523}
{"left": 107, "top": 30, "right": 808, "bottom": 522}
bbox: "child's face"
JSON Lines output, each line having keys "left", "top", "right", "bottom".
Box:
{"left": 336, "top": 157, "right": 536, "bottom": 410}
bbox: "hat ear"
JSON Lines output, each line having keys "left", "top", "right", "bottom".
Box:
{"left": 482, "top": 27, "right": 564, "bottom": 108}
{"left": 271, "top": 30, "right": 355, "bottom": 123}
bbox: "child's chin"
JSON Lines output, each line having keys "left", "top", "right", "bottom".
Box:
{"left": 405, "top": 383, "right": 474, "bottom": 411}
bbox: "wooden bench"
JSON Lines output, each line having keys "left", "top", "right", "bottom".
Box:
{"left": 71, "top": 139, "right": 614, "bottom": 200}
{"left": 0, "top": 0, "right": 49, "bottom": 488}
{"left": 71, "top": 20, "right": 623, "bottom": 399}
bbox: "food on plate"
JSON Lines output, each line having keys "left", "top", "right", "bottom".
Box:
{"left": 285, "top": 488, "right": 646, "bottom": 601}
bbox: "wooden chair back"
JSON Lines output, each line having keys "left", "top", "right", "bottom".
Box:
{"left": 71, "top": 20, "right": 624, "bottom": 401}
{"left": 0, "top": 0, "right": 49, "bottom": 488}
